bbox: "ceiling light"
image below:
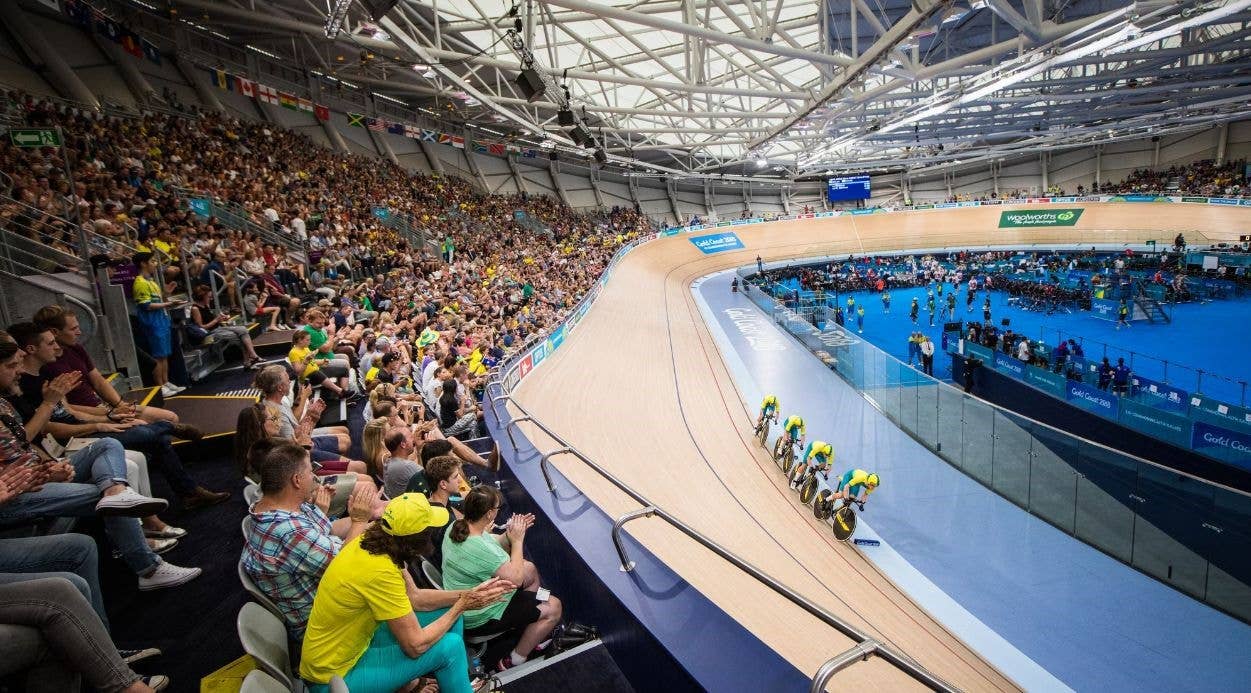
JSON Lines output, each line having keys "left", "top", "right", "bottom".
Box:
{"left": 755, "top": 158, "right": 767, "bottom": 167}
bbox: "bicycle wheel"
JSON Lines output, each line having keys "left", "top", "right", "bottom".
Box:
{"left": 772, "top": 437, "right": 787, "bottom": 471}
{"left": 799, "top": 475, "right": 819, "bottom": 504}
{"left": 832, "top": 506, "right": 856, "bottom": 542}
{"left": 813, "top": 490, "right": 834, "bottom": 520}
{"left": 758, "top": 420, "right": 770, "bottom": 447}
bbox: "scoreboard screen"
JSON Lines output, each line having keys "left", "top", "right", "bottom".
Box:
{"left": 828, "top": 175, "right": 871, "bottom": 201}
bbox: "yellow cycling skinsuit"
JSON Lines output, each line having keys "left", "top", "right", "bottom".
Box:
{"left": 837, "top": 469, "right": 879, "bottom": 500}
{"left": 782, "top": 414, "right": 805, "bottom": 442}
{"left": 760, "top": 395, "right": 779, "bottom": 419}
{"left": 801, "top": 441, "right": 833, "bottom": 472}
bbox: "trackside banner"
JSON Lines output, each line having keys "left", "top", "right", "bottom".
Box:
{"left": 998, "top": 209, "right": 1083, "bottom": 228}
{"left": 689, "top": 232, "right": 745, "bottom": 254}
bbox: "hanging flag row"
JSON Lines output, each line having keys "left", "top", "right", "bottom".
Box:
{"left": 207, "top": 68, "right": 331, "bottom": 122}
{"left": 63, "top": 0, "right": 162, "bottom": 64}
{"left": 345, "top": 112, "right": 552, "bottom": 159}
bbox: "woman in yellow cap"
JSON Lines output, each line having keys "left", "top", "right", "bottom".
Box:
{"left": 299, "top": 493, "right": 512, "bottom": 692}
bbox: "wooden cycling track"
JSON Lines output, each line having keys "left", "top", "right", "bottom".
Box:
{"left": 511, "top": 203, "right": 1247, "bottom": 691}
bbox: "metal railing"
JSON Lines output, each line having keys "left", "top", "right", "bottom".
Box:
{"left": 740, "top": 268, "right": 1251, "bottom": 624}
{"left": 483, "top": 237, "right": 957, "bottom": 692}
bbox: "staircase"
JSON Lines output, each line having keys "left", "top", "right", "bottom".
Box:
{"left": 1133, "top": 280, "right": 1171, "bottom": 324}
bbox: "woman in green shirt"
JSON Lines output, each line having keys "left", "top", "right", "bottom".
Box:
{"left": 441, "top": 486, "right": 562, "bottom": 672}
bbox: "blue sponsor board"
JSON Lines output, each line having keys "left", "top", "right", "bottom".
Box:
{"left": 187, "top": 198, "right": 212, "bottom": 217}
{"left": 815, "top": 211, "right": 836, "bottom": 218}
{"left": 1188, "top": 396, "right": 1251, "bottom": 426}
{"left": 550, "top": 325, "right": 566, "bottom": 350}
{"left": 1066, "top": 381, "right": 1119, "bottom": 417}
{"left": 1051, "top": 196, "right": 1077, "bottom": 203}
{"left": 1131, "top": 375, "right": 1188, "bottom": 414}
{"left": 1191, "top": 420, "right": 1251, "bottom": 470}
{"left": 688, "top": 224, "right": 704, "bottom": 232}
{"left": 1120, "top": 399, "right": 1192, "bottom": 449}
{"left": 1121, "top": 194, "right": 1168, "bottom": 202}
{"left": 1209, "top": 197, "right": 1241, "bottom": 206}
{"left": 689, "top": 231, "right": 745, "bottom": 254}
{"left": 849, "top": 208, "right": 879, "bottom": 215}
{"left": 1024, "top": 364, "right": 1066, "bottom": 397}
{"left": 530, "top": 341, "right": 548, "bottom": 367}
{"left": 964, "top": 342, "right": 994, "bottom": 364}
{"left": 1241, "top": 199, "right": 1251, "bottom": 207}
{"left": 993, "top": 352, "right": 1025, "bottom": 380}
{"left": 957, "top": 201, "right": 981, "bottom": 207}
{"left": 661, "top": 228, "right": 680, "bottom": 236}
{"left": 935, "top": 202, "right": 958, "bottom": 209}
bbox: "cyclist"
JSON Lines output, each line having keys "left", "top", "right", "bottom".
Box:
{"left": 755, "top": 395, "right": 780, "bottom": 430}
{"left": 781, "top": 413, "right": 805, "bottom": 448}
{"left": 792, "top": 440, "right": 833, "bottom": 489}
{"left": 834, "top": 469, "right": 880, "bottom": 506}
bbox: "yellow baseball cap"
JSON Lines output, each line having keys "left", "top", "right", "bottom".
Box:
{"left": 379, "top": 493, "right": 450, "bottom": 536}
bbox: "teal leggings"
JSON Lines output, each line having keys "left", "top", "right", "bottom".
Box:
{"left": 309, "top": 608, "right": 469, "bottom": 693}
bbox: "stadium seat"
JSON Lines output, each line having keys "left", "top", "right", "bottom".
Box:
{"left": 237, "top": 602, "right": 302, "bottom": 691}
{"left": 329, "top": 676, "right": 349, "bottom": 693}
{"left": 238, "top": 557, "right": 287, "bottom": 627}
{"left": 241, "top": 669, "right": 290, "bottom": 693}
{"left": 421, "top": 558, "right": 443, "bottom": 589}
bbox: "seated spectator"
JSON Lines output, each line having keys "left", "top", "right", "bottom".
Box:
{"left": 422, "top": 455, "right": 466, "bottom": 568}
{"left": 242, "top": 281, "right": 283, "bottom": 331}
{"left": 242, "top": 441, "right": 377, "bottom": 638}
{"left": 33, "top": 305, "right": 179, "bottom": 425}
{"left": 7, "top": 322, "right": 229, "bottom": 511}
{"left": 254, "top": 365, "right": 353, "bottom": 459}
{"left": 435, "top": 378, "right": 480, "bottom": 439}
{"left": 0, "top": 577, "right": 169, "bottom": 692}
{"left": 442, "top": 486, "right": 561, "bottom": 671}
{"left": 382, "top": 425, "right": 431, "bottom": 499}
{"left": 299, "top": 493, "right": 512, "bottom": 692}
{"left": 234, "top": 401, "right": 363, "bottom": 478}
{"left": 0, "top": 336, "right": 200, "bottom": 590}
{"left": 189, "top": 285, "right": 262, "bottom": 369}
{"left": 288, "top": 330, "right": 351, "bottom": 401}
{"left": 362, "top": 418, "right": 389, "bottom": 480}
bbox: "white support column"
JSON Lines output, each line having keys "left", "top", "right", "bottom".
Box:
{"left": 992, "top": 162, "right": 1000, "bottom": 196}
{"left": 1152, "top": 137, "right": 1161, "bottom": 168}
{"left": 420, "top": 141, "right": 444, "bottom": 175}
{"left": 507, "top": 156, "right": 527, "bottom": 194}
{"left": 93, "top": 34, "right": 156, "bottom": 104}
{"left": 1216, "top": 123, "right": 1229, "bottom": 165}
{"left": 368, "top": 128, "right": 401, "bottom": 167}
{"left": 1095, "top": 145, "right": 1102, "bottom": 187}
{"left": 175, "top": 56, "right": 224, "bottom": 112}
{"left": 0, "top": 2, "right": 98, "bottom": 107}
{"left": 1040, "top": 152, "right": 1049, "bottom": 191}
{"left": 549, "top": 160, "right": 572, "bottom": 207}
{"left": 590, "top": 165, "right": 606, "bottom": 208}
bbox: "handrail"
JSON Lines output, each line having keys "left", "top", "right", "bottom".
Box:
{"left": 488, "top": 391, "right": 955, "bottom": 692}
{"left": 484, "top": 229, "right": 957, "bottom": 690}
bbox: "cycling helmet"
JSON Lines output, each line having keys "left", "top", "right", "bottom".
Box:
{"left": 820, "top": 443, "right": 834, "bottom": 458}
{"left": 866, "top": 473, "right": 880, "bottom": 487}
{"left": 764, "top": 395, "right": 778, "bottom": 406}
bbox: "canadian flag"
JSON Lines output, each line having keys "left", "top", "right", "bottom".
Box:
{"left": 236, "top": 77, "right": 256, "bottom": 98}
{"left": 256, "top": 84, "right": 279, "bottom": 106}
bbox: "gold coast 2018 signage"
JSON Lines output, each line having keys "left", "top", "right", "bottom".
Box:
{"left": 998, "top": 208, "right": 1083, "bottom": 228}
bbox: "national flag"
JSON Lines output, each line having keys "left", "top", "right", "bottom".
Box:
{"left": 521, "top": 149, "right": 538, "bottom": 158}
{"left": 387, "top": 122, "right": 405, "bottom": 135}
{"left": 96, "top": 16, "right": 122, "bottom": 43}
{"left": 141, "top": 39, "right": 161, "bottom": 64}
{"left": 489, "top": 143, "right": 506, "bottom": 156}
{"left": 438, "top": 133, "right": 452, "bottom": 145}
{"left": 235, "top": 77, "right": 255, "bottom": 98}
{"left": 472, "top": 143, "right": 488, "bottom": 154}
{"left": 120, "top": 31, "right": 143, "bottom": 58}
{"left": 347, "top": 113, "right": 365, "bottom": 127}
{"left": 257, "top": 84, "right": 279, "bottom": 105}
{"left": 278, "top": 92, "right": 298, "bottom": 110}
{"left": 421, "top": 130, "right": 438, "bottom": 142}
{"left": 297, "top": 97, "right": 313, "bottom": 112}
{"left": 367, "top": 117, "right": 386, "bottom": 132}
{"left": 211, "top": 69, "right": 233, "bottom": 91}
{"left": 404, "top": 125, "right": 420, "bottom": 139}
{"left": 314, "top": 104, "right": 330, "bottom": 122}
{"left": 451, "top": 135, "right": 465, "bottom": 149}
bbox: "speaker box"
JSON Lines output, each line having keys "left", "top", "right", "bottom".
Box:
{"left": 594, "top": 148, "right": 608, "bottom": 164}
{"left": 515, "top": 68, "right": 545, "bottom": 102}
{"left": 557, "top": 108, "right": 576, "bottom": 127}
{"left": 571, "top": 126, "right": 592, "bottom": 147}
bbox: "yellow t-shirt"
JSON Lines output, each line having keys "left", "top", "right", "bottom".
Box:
{"left": 299, "top": 536, "right": 412, "bottom": 684}
{"left": 288, "top": 346, "right": 319, "bottom": 379}
{"left": 132, "top": 275, "right": 162, "bottom": 305}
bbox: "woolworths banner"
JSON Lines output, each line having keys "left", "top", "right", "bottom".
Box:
{"left": 998, "top": 209, "right": 1083, "bottom": 228}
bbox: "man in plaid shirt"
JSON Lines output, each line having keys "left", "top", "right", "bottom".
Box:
{"left": 242, "top": 442, "right": 376, "bottom": 637}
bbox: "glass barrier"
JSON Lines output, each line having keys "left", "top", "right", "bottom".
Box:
{"left": 737, "top": 270, "right": 1251, "bottom": 624}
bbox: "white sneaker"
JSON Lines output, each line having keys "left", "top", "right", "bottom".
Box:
{"left": 96, "top": 488, "right": 168, "bottom": 517}
{"left": 160, "top": 383, "right": 181, "bottom": 397}
{"left": 138, "top": 561, "right": 201, "bottom": 591}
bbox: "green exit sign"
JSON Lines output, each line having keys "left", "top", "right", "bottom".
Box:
{"left": 9, "top": 128, "right": 61, "bottom": 148}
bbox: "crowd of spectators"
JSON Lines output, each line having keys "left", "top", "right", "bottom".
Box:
{"left": 1, "top": 84, "right": 650, "bottom": 689}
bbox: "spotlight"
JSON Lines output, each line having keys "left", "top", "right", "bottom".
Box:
{"left": 515, "top": 68, "right": 545, "bottom": 102}
{"left": 755, "top": 158, "right": 767, "bottom": 168}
